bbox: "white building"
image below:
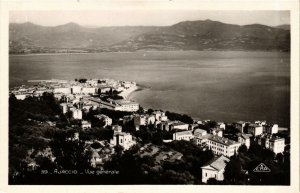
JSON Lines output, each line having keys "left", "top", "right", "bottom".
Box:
{"left": 72, "top": 109, "right": 82, "bottom": 120}
{"left": 201, "top": 155, "right": 230, "bottom": 183}
{"left": 259, "top": 136, "right": 285, "bottom": 154}
{"left": 171, "top": 121, "right": 189, "bottom": 131}
{"left": 248, "top": 124, "right": 263, "bottom": 136}
{"left": 207, "top": 135, "right": 241, "bottom": 157}
{"left": 113, "top": 99, "right": 139, "bottom": 112}
{"left": 81, "top": 87, "right": 97, "bottom": 94}
{"left": 110, "top": 132, "right": 136, "bottom": 150}
{"left": 194, "top": 128, "right": 207, "bottom": 137}
{"left": 72, "top": 86, "right": 82, "bottom": 94}
{"left": 54, "top": 87, "right": 71, "bottom": 94}
{"left": 268, "top": 137, "right": 285, "bottom": 154}
{"left": 266, "top": 124, "right": 279, "bottom": 134}
{"left": 133, "top": 114, "right": 156, "bottom": 128}
{"left": 211, "top": 128, "right": 223, "bottom": 137}
{"left": 94, "top": 114, "right": 112, "bottom": 127}
{"left": 237, "top": 133, "right": 251, "bottom": 149}
{"left": 99, "top": 87, "right": 111, "bottom": 93}
{"left": 59, "top": 103, "right": 68, "bottom": 114}
{"left": 173, "top": 130, "right": 194, "bottom": 141}
{"left": 217, "top": 122, "right": 226, "bottom": 130}
{"left": 152, "top": 111, "right": 168, "bottom": 122}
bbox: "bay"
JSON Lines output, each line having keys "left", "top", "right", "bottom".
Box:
{"left": 9, "top": 51, "right": 290, "bottom": 127}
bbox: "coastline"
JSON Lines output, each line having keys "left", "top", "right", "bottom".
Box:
{"left": 120, "top": 83, "right": 150, "bottom": 100}
{"left": 119, "top": 85, "right": 139, "bottom": 100}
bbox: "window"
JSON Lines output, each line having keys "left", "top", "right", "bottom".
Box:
{"left": 206, "top": 173, "right": 207, "bottom": 177}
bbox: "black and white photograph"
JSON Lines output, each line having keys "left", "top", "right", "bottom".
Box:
{"left": 1, "top": 0, "right": 299, "bottom": 191}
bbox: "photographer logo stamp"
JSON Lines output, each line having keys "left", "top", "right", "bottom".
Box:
{"left": 253, "top": 163, "right": 271, "bottom": 173}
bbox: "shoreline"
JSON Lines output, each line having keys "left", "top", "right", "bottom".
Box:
{"left": 119, "top": 85, "right": 140, "bottom": 100}
{"left": 120, "top": 83, "right": 150, "bottom": 100}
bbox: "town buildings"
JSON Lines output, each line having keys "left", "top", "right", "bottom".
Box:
{"left": 152, "top": 111, "right": 168, "bottom": 122}
{"left": 258, "top": 136, "right": 285, "bottom": 154}
{"left": 9, "top": 78, "right": 289, "bottom": 184}
{"left": 133, "top": 114, "right": 156, "bottom": 129}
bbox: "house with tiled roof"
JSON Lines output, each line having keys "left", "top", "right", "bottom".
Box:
{"left": 201, "top": 155, "right": 230, "bottom": 183}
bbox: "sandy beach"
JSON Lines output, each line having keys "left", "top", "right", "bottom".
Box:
{"left": 119, "top": 85, "right": 139, "bottom": 99}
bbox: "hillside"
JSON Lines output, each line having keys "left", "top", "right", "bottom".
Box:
{"left": 9, "top": 20, "right": 290, "bottom": 53}
{"left": 275, "top": 24, "right": 290, "bottom": 30}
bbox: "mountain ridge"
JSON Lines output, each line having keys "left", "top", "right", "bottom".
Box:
{"left": 9, "top": 20, "right": 290, "bottom": 53}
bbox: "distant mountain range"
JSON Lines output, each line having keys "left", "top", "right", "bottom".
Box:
{"left": 9, "top": 20, "right": 290, "bottom": 53}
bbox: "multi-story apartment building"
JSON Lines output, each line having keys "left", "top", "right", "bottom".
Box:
{"left": 206, "top": 135, "right": 241, "bottom": 157}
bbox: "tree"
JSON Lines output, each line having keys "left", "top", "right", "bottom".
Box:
{"left": 49, "top": 138, "right": 92, "bottom": 171}
{"left": 238, "top": 144, "right": 248, "bottom": 154}
{"left": 78, "top": 78, "right": 87, "bottom": 83}
{"left": 91, "top": 142, "right": 102, "bottom": 149}
{"left": 147, "top": 108, "right": 154, "bottom": 115}
{"left": 114, "top": 145, "right": 124, "bottom": 157}
{"left": 224, "top": 155, "right": 243, "bottom": 184}
{"left": 152, "top": 131, "right": 163, "bottom": 145}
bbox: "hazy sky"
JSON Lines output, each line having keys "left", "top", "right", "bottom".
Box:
{"left": 10, "top": 10, "right": 290, "bottom": 27}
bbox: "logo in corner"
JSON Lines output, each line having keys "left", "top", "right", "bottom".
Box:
{"left": 253, "top": 163, "right": 271, "bottom": 172}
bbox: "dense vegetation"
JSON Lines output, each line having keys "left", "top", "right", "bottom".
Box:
{"left": 221, "top": 143, "right": 290, "bottom": 185}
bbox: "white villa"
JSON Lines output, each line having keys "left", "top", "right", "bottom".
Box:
{"left": 201, "top": 155, "right": 230, "bottom": 183}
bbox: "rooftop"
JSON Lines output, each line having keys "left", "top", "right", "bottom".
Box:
{"left": 194, "top": 128, "right": 207, "bottom": 135}
{"left": 202, "top": 155, "right": 230, "bottom": 171}
{"left": 172, "top": 121, "right": 188, "bottom": 126}
{"left": 111, "top": 99, "right": 139, "bottom": 105}
{"left": 208, "top": 135, "right": 240, "bottom": 146}
{"left": 174, "top": 130, "right": 193, "bottom": 136}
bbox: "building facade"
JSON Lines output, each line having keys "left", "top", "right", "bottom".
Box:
{"left": 207, "top": 135, "right": 241, "bottom": 157}
{"left": 201, "top": 155, "right": 230, "bottom": 183}
{"left": 110, "top": 132, "right": 136, "bottom": 150}
{"left": 173, "top": 131, "right": 194, "bottom": 141}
